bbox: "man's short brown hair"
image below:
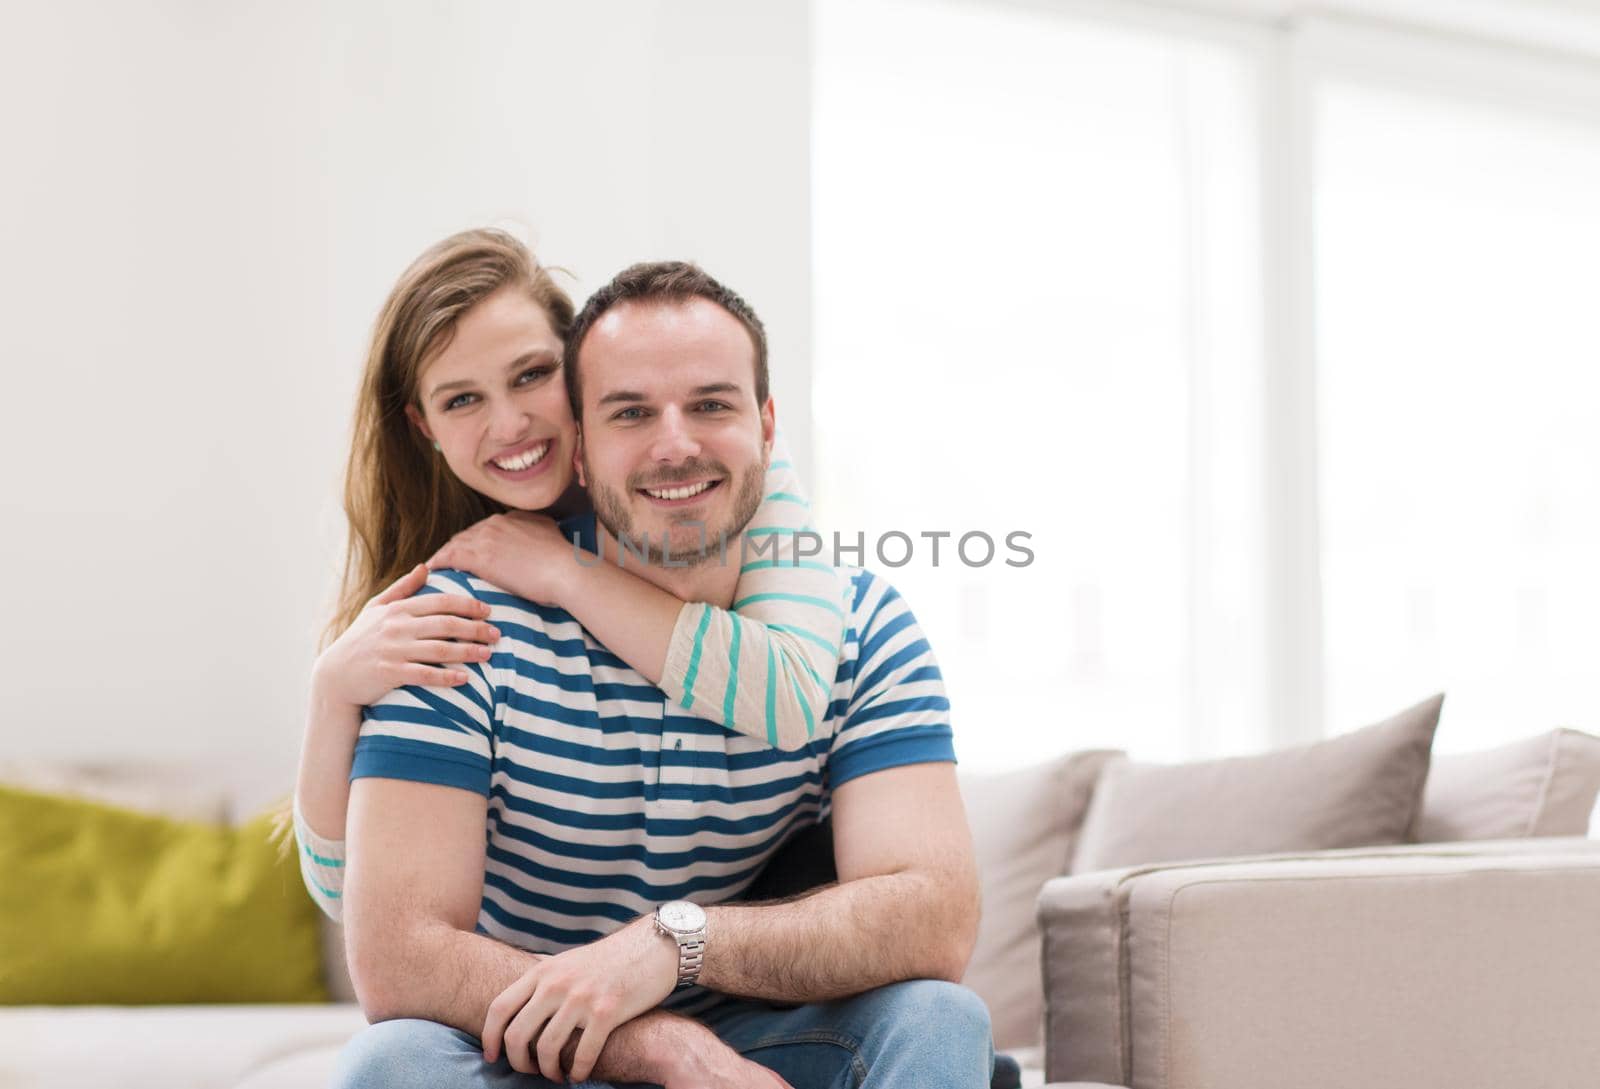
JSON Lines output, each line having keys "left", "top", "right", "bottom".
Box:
{"left": 564, "top": 261, "right": 769, "bottom": 419}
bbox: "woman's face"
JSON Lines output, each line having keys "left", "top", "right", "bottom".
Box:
{"left": 406, "top": 286, "right": 577, "bottom": 511}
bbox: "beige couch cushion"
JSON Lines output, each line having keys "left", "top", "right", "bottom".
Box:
{"left": 1416, "top": 728, "right": 1600, "bottom": 841}
{"left": 1124, "top": 843, "right": 1600, "bottom": 1089}
{"left": 1069, "top": 694, "right": 1442, "bottom": 873}
{"left": 1038, "top": 838, "right": 1600, "bottom": 1088}
{"left": 0, "top": 759, "right": 231, "bottom": 824}
{"left": 958, "top": 751, "right": 1121, "bottom": 1052}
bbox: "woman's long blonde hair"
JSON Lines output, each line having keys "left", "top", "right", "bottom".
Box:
{"left": 327, "top": 228, "right": 575, "bottom": 645}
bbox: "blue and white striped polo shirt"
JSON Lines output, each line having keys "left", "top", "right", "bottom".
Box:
{"left": 351, "top": 512, "right": 955, "bottom": 966}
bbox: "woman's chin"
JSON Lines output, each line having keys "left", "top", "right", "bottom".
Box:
{"left": 474, "top": 471, "right": 572, "bottom": 513}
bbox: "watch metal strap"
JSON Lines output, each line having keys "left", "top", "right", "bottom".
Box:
{"left": 676, "top": 936, "right": 705, "bottom": 988}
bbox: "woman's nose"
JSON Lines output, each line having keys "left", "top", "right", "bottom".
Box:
{"left": 488, "top": 401, "right": 532, "bottom": 442}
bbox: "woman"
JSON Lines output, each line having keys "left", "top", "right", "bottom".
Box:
{"left": 292, "top": 229, "right": 842, "bottom": 917}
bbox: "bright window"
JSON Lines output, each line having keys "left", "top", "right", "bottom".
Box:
{"left": 814, "top": 1, "right": 1600, "bottom": 768}
{"left": 813, "top": 0, "right": 1267, "bottom": 768}
{"left": 1315, "top": 78, "right": 1600, "bottom": 751}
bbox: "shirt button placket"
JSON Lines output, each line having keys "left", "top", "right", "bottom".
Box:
{"left": 660, "top": 709, "right": 697, "bottom": 801}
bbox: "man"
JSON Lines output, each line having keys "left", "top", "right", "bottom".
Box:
{"left": 336, "top": 262, "right": 990, "bottom": 1088}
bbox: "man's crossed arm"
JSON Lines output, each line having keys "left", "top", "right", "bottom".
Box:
{"left": 344, "top": 762, "right": 979, "bottom": 1084}
{"left": 700, "top": 760, "right": 980, "bottom": 1000}
{"left": 344, "top": 779, "right": 745, "bottom": 1086}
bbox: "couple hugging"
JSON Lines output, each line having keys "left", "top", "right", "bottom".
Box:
{"left": 293, "top": 229, "right": 994, "bottom": 1088}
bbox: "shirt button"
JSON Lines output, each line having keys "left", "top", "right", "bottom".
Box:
{"left": 674, "top": 739, "right": 684, "bottom": 750}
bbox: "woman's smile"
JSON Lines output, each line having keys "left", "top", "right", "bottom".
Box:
{"left": 485, "top": 437, "right": 555, "bottom": 480}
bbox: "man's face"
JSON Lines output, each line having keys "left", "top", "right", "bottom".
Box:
{"left": 576, "top": 297, "right": 773, "bottom": 566}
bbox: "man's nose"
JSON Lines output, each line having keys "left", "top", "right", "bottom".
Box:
{"left": 650, "top": 406, "right": 701, "bottom": 464}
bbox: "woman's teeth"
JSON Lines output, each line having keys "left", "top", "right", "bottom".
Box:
{"left": 645, "top": 481, "right": 715, "bottom": 501}
{"left": 492, "top": 442, "right": 549, "bottom": 471}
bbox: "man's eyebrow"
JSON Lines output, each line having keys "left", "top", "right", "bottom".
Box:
{"left": 597, "top": 382, "right": 745, "bottom": 407}
{"left": 428, "top": 349, "right": 560, "bottom": 398}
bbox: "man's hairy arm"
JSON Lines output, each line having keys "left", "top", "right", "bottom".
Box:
{"left": 343, "top": 777, "right": 729, "bottom": 1084}
{"left": 697, "top": 761, "right": 980, "bottom": 1003}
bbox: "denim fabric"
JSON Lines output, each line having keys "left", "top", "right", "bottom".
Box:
{"left": 335, "top": 979, "right": 995, "bottom": 1089}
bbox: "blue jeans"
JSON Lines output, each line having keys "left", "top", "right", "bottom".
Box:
{"left": 334, "top": 978, "right": 995, "bottom": 1089}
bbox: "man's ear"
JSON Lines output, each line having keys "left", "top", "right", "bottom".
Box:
{"left": 573, "top": 426, "right": 586, "bottom": 488}
{"left": 759, "top": 397, "right": 777, "bottom": 456}
{"left": 404, "top": 403, "right": 434, "bottom": 443}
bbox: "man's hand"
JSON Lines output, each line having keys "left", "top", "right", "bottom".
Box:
{"left": 481, "top": 915, "right": 679, "bottom": 1081}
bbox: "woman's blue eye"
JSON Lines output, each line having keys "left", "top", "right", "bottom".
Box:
{"left": 516, "top": 366, "right": 554, "bottom": 386}
{"left": 445, "top": 392, "right": 478, "bottom": 411}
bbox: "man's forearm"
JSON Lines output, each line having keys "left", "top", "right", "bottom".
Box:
{"left": 354, "top": 918, "right": 532, "bottom": 1032}
{"left": 698, "top": 867, "right": 978, "bottom": 1004}
{"left": 354, "top": 921, "right": 703, "bottom": 1083}
{"left": 571, "top": 1009, "right": 731, "bottom": 1086}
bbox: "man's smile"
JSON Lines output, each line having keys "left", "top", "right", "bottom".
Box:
{"left": 636, "top": 477, "right": 725, "bottom": 506}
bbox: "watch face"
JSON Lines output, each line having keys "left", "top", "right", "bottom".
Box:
{"left": 658, "top": 900, "right": 706, "bottom": 934}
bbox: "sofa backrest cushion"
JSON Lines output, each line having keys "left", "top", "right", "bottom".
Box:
{"left": 958, "top": 749, "right": 1122, "bottom": 1052}
{"left": 0, "top": 759, "right": 231, "bottom": 824}
{"left": 1415, "top": 728, "right": 1600, "bottom": 841}
{"left": 1069, "top": 694, "right": 1443, "bottom": 873}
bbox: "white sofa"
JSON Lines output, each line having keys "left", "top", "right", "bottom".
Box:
{"left": 5, "top": 725, "right": 1598, "bottom": 1089}
{"left": 1, "top": 1003, "right": 369, "bottom": 1089}
{"left": 3, "top": 763, "right": 1066, "bottom": 1089}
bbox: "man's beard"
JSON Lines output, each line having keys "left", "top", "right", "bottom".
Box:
{"left": 587, "top": 454, "right": 766, "bottom": 568}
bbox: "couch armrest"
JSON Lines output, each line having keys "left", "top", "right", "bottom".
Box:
{"left": 1038, "top": 838, "right": 1600, "bottom": 1089}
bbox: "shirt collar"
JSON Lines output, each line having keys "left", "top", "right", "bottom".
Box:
{"left": 561, "top": 510, "right": 599, "bottom": 554}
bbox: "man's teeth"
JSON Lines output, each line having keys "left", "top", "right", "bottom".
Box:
{"left": 645, "top": 481, "right": 715, "bottom": 501}
{"left": 492, "top": 443, "right": 549, "bottom": 471}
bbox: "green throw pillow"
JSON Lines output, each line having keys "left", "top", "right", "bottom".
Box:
{"left": 0, "top": 785, "right": 328, "bottom": 1004}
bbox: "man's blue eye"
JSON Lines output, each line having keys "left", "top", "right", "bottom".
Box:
{"left": 614, "top": 407, "right": 646, "bottom": 421}
{"left": 696, "top": 401, "right": 730, "bottom": 412}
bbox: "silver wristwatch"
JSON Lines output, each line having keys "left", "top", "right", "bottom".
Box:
{"left": 653, "top": 900, "right": 708, "bottom": 988}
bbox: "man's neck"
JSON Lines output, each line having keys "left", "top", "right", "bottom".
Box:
{"left": 594, "top": 524, "right": 742, "bottom": 609}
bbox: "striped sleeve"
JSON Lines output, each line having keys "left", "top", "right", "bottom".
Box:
{"left": 828, "top": 573, "right": 955, "bottom": 788}
{"left": 659, "top": 427, "right": 847, "bottom": 752}
{"left": 351, "top": 569, "right": 500, "bottom": 795}
{"left": 292, "top": 795, "right": 346, "bottom": 923}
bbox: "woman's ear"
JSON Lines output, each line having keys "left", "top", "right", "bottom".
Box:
{"left": 404, "top": 403, "right": 434, "bottom": 443}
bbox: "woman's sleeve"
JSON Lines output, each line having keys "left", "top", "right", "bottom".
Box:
{"left": 658, "top": 428, "right": 847, "bottom": 751}
{"left": 292, "top": 795, "right": 347, "bottom": 923}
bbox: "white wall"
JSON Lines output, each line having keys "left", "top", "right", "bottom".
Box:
{"left": 0, "top": 1, "right": 813, "bottom": 810}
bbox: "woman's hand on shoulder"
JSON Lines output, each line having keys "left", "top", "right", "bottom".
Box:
{"left": 311, "top": 563, "right": 500, "bottom": 708}
{"left": 427, "top": 512, "right": 575, "bottom": 607}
